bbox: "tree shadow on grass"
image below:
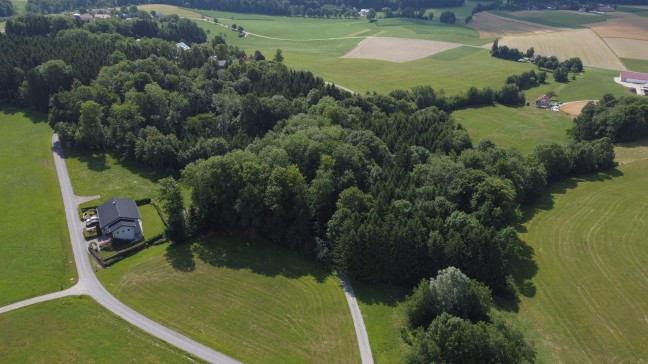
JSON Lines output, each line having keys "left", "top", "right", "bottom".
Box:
{"left": 165, "top": 234, "right": 328, "bottom": 282}
{"left": 353, "top": 280, "right": 409, "bottom": 308}
{"left": 502, "top": 167, "right": 625, "bottom": 312}
{"left": 164, "top": 242, "right": 196, "bottom": 272}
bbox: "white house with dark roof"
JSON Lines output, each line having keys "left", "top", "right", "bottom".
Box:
{"left": 97, "top": 198, "right": 143, "bottom": 241}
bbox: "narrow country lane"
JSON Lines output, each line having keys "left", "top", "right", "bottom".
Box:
{"left": 339, "top": 273, "right": 374, "bottom": 364}
{"left": 51, "top": 134, "right": 241, "bottom": 364}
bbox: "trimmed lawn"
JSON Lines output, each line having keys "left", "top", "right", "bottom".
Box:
{"left": 98, "top": 236, "right": 360, "bottom": 363}
{"left": 354, "top": 282, "right": 410, "bottom": 364}
{"left": 622, "top": 58, "right": 648, "bottom": 73}
{"left": 502, "top": 159, "right": 648, "bottom": 362}
{"left": 0, "top": 106, "right": 76, "bottom": 306}
{"left": 522, "top": 67, "right": 629, "bottom": 102}
{"left": 452, "top": 105, "right": 572, "bottom": 153}
{"left": 0, "top": 296, "right": 198, "bottom": 363}
{"left": 140, "top": 204, "right": 166, "bottom": 239}
{"left": 63, "top": 150, "right": 165, "bottom": 207}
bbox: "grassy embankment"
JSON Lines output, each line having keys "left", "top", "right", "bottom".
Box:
{"left": 0, "top": 107, "right": 76, "bottom": 306}
{"left": 98, "top": 235, "right": 360, "bottom": 363}
{"left": 0, "top": 296, "right": 199, "bottom": 363}
{"left": 499, "top": 156, "right": 648, "bottom": 362}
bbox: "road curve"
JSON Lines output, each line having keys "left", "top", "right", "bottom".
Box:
{"left": 51, "top": 134, "right": 241, "bottom": 364}
{"left": 339, "top": 272, "right": 374, "bottom": 364}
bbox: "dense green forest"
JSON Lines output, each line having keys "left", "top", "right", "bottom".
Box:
{"left": 570, "top": 94, "right": 648, "bottom": 143}
{"left": 0, "top": 0, "right": 13, "bottom": 17}
{"left": 1, "top": 13, "right": 623, "bottom": 360}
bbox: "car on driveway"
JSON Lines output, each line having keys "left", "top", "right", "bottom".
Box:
{"left": 85, "top": 216, "right": 99, "bottom": 227}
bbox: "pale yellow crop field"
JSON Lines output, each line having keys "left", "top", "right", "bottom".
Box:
{"left": 468, "top": 12, "right": 561, "bottom": 38}
{"left": 498, "top": 29, "right": 626, "bottom": 70}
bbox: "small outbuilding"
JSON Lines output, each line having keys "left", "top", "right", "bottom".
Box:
{"left": 97, "top": 198, "right": 143, "bottom": 242}
{"left": 535, "top": 95, "right": 551, "bottom": 108}
{"left": 176, "top": 42, "right": 191, "bottom": 51}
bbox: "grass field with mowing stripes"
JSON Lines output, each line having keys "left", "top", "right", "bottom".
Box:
{"left": 0, "top": 296, "right": 199, "bottom": 363}
{"left": 501, "top": 158, "right": 648, "bottom": 362}
{"left": 453, "top": 104, "right": 572, "bottom": 153}
{"left": 0, "top": 107, "right": 76, "bottom": 306}
{"left": 98, "top": 236, "right": 360, "bottom": 363}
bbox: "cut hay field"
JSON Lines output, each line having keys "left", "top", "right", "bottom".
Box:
{"left": 498, "top": 28, "right": 626, "bottom": 71}
{"left": 0, "top": 296, "right": 198, "bottom": 363}
{"left": 0, "top": 107, "right": 76, "bottom": 306}
{"left": 604, "top": 38, "right": 648, "bottom": 61}
{"left": 98, "top": 236, "right": 360, "bottom": 363}
{"left": 342, "top": 37, "right": 462, "bottom": 62}
{"left": 589, "top": 14, "right": 648, "bottom": 41}
{"left": 460, "top": 11, "right": 561, "bottom": 38}
{"left": 503, "top": 158, "right": 648, "bottom": 362}
{"left": 452, "top": 105, "right": 572, "bottom": 153}
{"left": 615, "top": 137, "right": 648, "bottom": 165}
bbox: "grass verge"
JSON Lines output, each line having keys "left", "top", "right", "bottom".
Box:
{"left": 0, "top": 106, "right": 76, "bottom": 306}
{"left": 98, "top": 236, "right": 360, "bottom": 363}
{"left": 354, "top": 282, "right": 410, "bottom": 363}
{"left": 621, "top": 58, "right": 648, "bottom": 73}
{"left": 0, "top": 296, "right": 199, "bottom": 363}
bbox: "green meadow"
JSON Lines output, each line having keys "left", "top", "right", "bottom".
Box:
{"left": 0, "top": 296, "right": 198, "bottom": 363}
{"left": 0, "top": 107, "right": 76, "bottom": 306}
{"left": 64, "top": 151, "right": 166, "bottom": 207}
{"left": 622, "top": 58, "right": 648, "bottom": 73}
{"left": 98, "top": 236, "right": 360, "bottom": 363}
{"left": 501, "top": 158, "right": 648, "bottom": 362}
{"left": 452, "top": 104, "right": 572, "bottom": 153}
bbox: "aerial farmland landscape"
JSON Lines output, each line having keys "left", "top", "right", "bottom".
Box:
{"left": 1, "top": 0, "right": 648, "bottom": 362}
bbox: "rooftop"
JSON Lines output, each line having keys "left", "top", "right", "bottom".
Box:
{"left": 97, "top": 198, "right": 141, "bottom": 230}
{"left": 620, "top": 71, "right": 648, "bottom": 81}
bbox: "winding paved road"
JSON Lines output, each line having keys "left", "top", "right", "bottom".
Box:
{"left": 0, "top": 135, "right": 240, "bottom": 364}
{"left": 339, "top": 273, "right": 374, "bottom": 364}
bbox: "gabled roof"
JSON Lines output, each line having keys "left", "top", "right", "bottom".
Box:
{"left": 176, "top": 42, "right": 190, "bottom": 51}
{"left": 97, "top": 198, "right": 141, "bottom": 231}
{"left": 620, "top": 71, "right": 648, "bottom": 81}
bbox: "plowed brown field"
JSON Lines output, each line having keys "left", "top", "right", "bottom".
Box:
{"left": 341, "top": 37, "right": 462, "bottom": 62}
{"left": 468, "top": 12, "right": 563, "bottom": 38}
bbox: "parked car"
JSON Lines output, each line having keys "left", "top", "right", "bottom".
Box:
{"left": 85, "top": 216, "right": 99, "bottom": 227}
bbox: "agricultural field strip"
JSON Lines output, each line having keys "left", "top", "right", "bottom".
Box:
{"left": 204, "top": 18, "right": 482, "bottom": 51}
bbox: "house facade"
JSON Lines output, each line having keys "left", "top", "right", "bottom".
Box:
{"left": 97, "top": 198, "right": 143, "bottom": 241}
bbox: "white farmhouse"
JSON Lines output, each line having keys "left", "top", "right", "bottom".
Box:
{"left": 97, "top": 198, "right": 143, "bottom": 242}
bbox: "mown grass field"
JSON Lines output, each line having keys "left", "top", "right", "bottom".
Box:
{"left": 0, "top": 107, "right": 76, "bottom": 306}
{"left": 64, "top": 151, "right": 166, "bottom": 207}
{"left": 98, "top": 236, "right": 359, "bottom": 363}
{"left": 491, "top": 10, "right": 609, "bottom": 28}
{"left": 0, "top": 296, "right": 198, "bottom": 363}
{"left": 452, "top": 105, "right": 572, "bottom": 153}
{"left": 522, "top": 67, "right": 628, "bottom": 102}
{"left": 354, "top": 282, "right": 409, "bottom": 363}
{"left": 11, "top": 0, "right": 26, "bottom": 15}
{"left": 501, "top": 158, "right": 648, "bottom": 362}
{"left": 285, "top": 48, "right": 534, "bottom": 95}
{"left": 622, "top": 58, "right": 648, "bottom": 73}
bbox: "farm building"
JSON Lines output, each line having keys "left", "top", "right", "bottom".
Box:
{"left": 620, "top": 71, "right": 648, "bottom": 85}
{"left": 97, "top": 198, "right": 143, "bottom": 242}
{"left": 176, "top": 42, "right": 190, "bottom": 51}
{"left": 535, "top": 95, "right": 551, "bottom": 108}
